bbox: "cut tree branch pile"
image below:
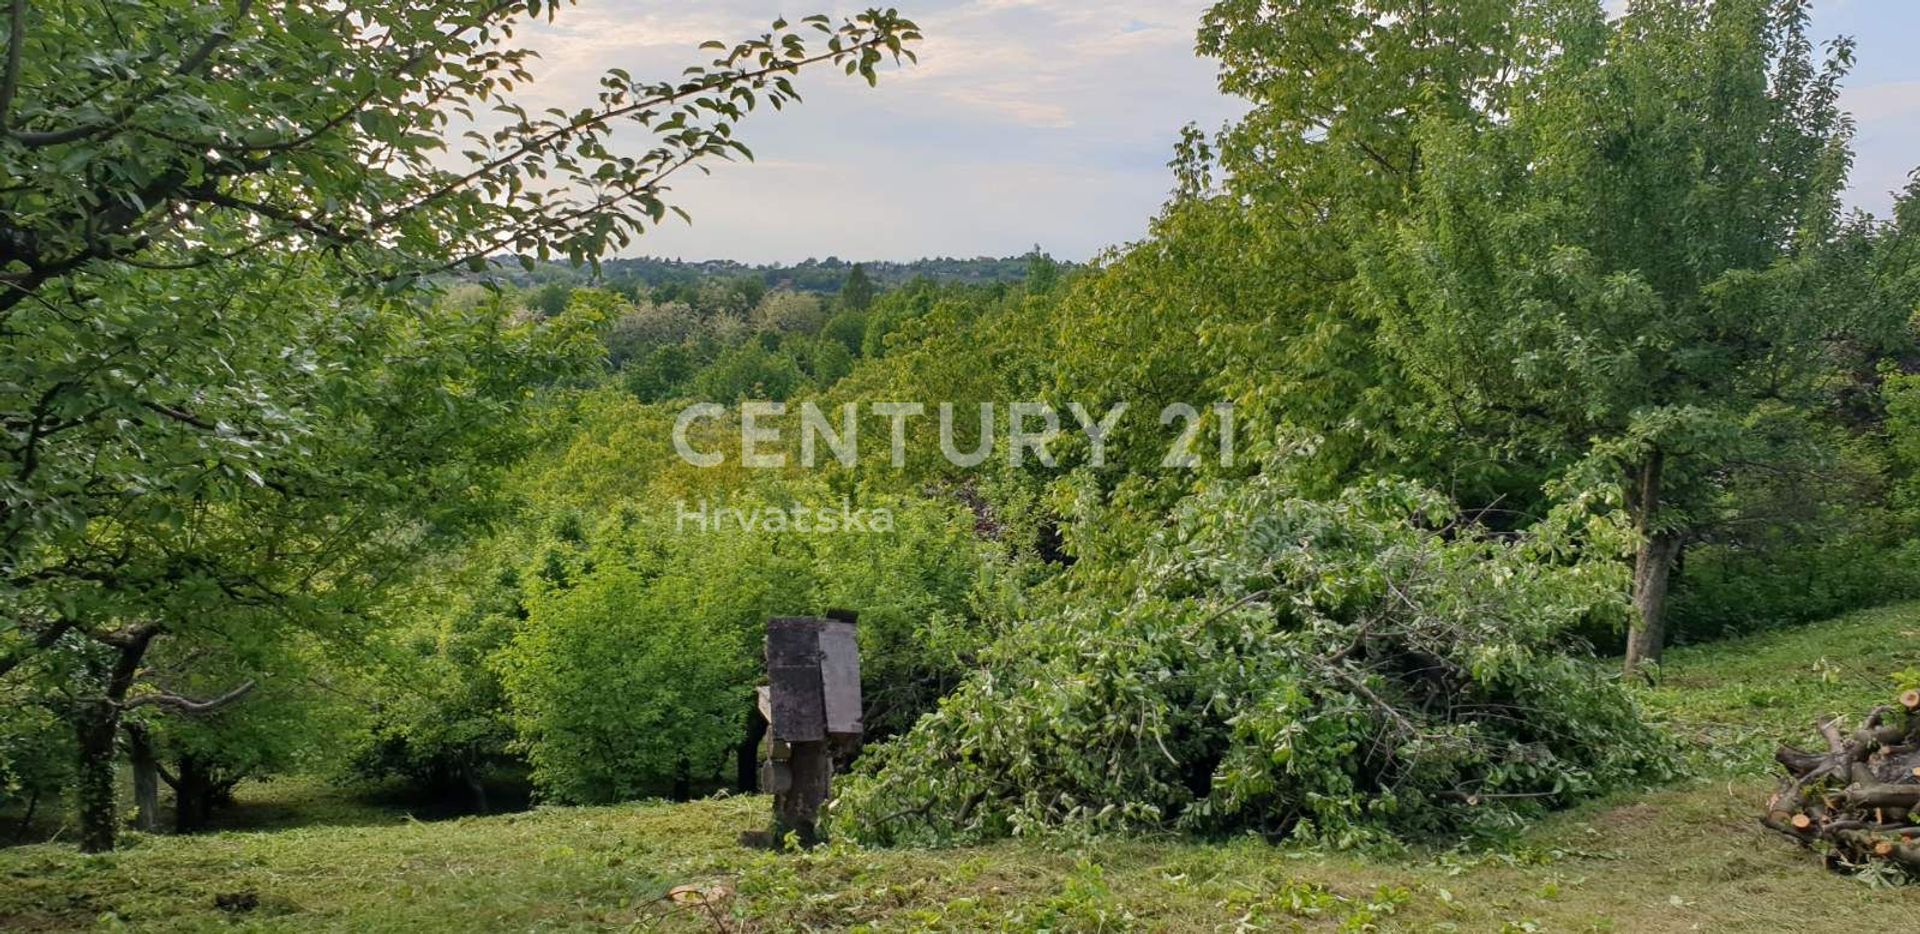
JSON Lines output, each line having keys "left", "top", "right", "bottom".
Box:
{"left": 1762, "top": 691, "right": 1920, "bottom": 878}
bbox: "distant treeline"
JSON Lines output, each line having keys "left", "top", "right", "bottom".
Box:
{"left": 468, "top": 252, "right": 1062, "bottom": 295}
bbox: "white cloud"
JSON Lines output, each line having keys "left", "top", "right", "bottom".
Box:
{"left": 1843, "top": 81, "right": 1920, "bottom": 122}
{"left": 488, "top": 1, "right": 1239, "bottom": 262}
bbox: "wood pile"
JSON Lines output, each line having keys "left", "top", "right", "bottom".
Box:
{"left": 1763, "top": 690, "right": 1920, "bottom": 878}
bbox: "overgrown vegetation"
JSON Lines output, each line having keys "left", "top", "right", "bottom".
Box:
{"left": 839, "top": 474, "right": 1676, "bottom": 846}
{"left": 4, "top": 0, "right": 1920, "bottom": 918}
{"left": 4, "top": 605, "right": 1918, "bottom": 931}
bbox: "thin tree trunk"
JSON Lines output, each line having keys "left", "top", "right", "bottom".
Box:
{"left": 125, "top": 723, "right": 161, "bottom": 833}
{"left": 1624, "top": 451, "right": 1683, "bottom": 676}
{"left": 1627, "top": 531, "right": 1682, "bottom": 672}
{"left": 738, "top": 695, "right": 767, "bottom": 793}
{"left": 463, "top": 767, "right": 490, "bottom": 815}
{"left": 73, "top": 700, "right": 120, "bottom": 853}
{"left": 17, "top": 790, "right": 39, "bottom": 836}
{"left": 672, "top": 757, "right": 691, "bottom": 803}
{"left": 174, "top": 754, "right": 211, "bottom": 834}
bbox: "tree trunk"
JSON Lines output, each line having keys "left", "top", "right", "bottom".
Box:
{"left": 72, "top": 623, "right": 159, "bottom": 853}
{"left": 1624, "top": 451, "right": 1682, "bottom": 676}
{"left": 1626, "top": 531, "right": 1681, "bottom": 674}
{"left": 17, "top": 791, "right": 40, "bottom": 836}
{"left": 74, "top": 700, "right": 121, "bottom": 853}
{"left": 463, "top": 767, "right": 490, "bottom": 815}
{"left": 125, "top": 723, "right": 161, "bottom": 833}
{"left": 737, "top": 695, "right": 768, "bottom": 793}
{"left": 174, "top": 754, "right": 212, "bottom": 834}
{"left": 671, "top": 757, "right": 692, "bottom": 803}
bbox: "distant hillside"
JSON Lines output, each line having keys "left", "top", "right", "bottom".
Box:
{"left": 471, "top": 253, "right": 1061, "bottom": 294}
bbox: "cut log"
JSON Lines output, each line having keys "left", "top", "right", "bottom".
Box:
{"left": 1899, "top": 689, "right": 1919, "bottom": 712}
{"left": 1775, "top": 745, "right": 1829, "bottom": 776}
{"left": 1764, "top": 706, "right": 1920, "bottom": 880}
{"left": 1845, "top": 784, "right": 1920, "bottom": 810}
{"left": 1834, "top": 829, "right": 1920, "bottom": 870}
{"left": 1819, "top": 717, "right": 1850, "bottom": 756}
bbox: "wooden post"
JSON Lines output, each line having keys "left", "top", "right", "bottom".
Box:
{"left": 757, "top": 613, "right": 862, "bottom": 849}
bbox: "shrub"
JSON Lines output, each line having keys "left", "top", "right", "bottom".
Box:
{"left": 0, "top": 701, "right": 72, "bottom": 829}
{"left": 494, "top": 489, "right": 1001, "bottom": 803}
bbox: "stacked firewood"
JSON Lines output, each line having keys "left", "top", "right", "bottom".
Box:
{"left": 1763, "top": 690, "right": 1920, "bottom": 878}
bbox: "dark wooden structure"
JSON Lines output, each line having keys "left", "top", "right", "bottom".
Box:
{"left": 756, "top": 612, "right": 862, "bottom": 848}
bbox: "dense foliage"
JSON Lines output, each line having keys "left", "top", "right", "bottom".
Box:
{"left": 5, "top": 0, "right": 1919, "bottom": 864}
{"left": 0, "top": 0, "right": 921, "bottom": 851}
{"left": 476, "top": 253, "right": 1051, "bottom": 297}
{"left": 492, "top": 491, "right": 995, "bottom": 803}
{"left": 826, "top": 0, "right": 1919, "bottom": 847}
{"left": 837, "top": 472, "right": 1675, "bottom": 846}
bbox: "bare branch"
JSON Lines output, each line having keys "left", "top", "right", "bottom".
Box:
{"left": 121, "top": 679, "right": 256, "bottom": 714}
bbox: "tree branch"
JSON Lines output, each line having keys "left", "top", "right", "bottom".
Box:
{"left": 190, "top": 189, "right": 349, "bottom": 243}
{"left": 377, "top": 33, "right": 902, "bottom": 227}
{"left": 121, "top": 679, "right": 256, "bottom": 714}
{"left": 0, "top": 618, "right": 73, "bottom": 680}
{"left": 93, "top": 620, "right": 162, "bottom": 651}
{"left": 6, "top": 0, "right": 255, "bottom": 146}
{"left": 173, "top": 0, "right": 252, "bottom": 77}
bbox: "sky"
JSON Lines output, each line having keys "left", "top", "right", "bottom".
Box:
{"left": 517, "top": 1, "right": 1920, "bottom": 264}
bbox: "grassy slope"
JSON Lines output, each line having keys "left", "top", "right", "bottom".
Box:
{"left": 7, "top": 605, "right": 1920, "bottom": 932}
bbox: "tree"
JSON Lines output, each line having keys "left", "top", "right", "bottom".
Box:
{"left": 6, "top": 268, "right": 601, "bottom": 851}
{"left": 606, "top": 300, "right": 700, "bottom": 368}
{"left": 1044, "top": 0, "right": 1593, "bottom": 509}
{"left": 1021, "top": 247, "right": 1058, "bottom": 295}
{"left": 528, "top": 282, "right": 574, "bottom": 319}
{"left": 1358, "top": 0, "right": 1910, "bottom": 671}
{"left": 839, "top": 263, "right": 877, "bottom": 312}
{"left": 821, "top": 308, "right": 869, "bottom": 357}
{"left": 752, "top": 289, "right": 829, "bottom": 334}
{"left": 0, "top": 2, "right": 921, "bottom": 298}
{"left": 123, "top": 632, "right": 362, "bottom": 834}
{"left": 492, "top": 486, "right": 992, "bottom": 803}
{"left": 690, "top": 339, "right": 804, "bottom": 403}
{"left": 1047, "top": 0, "right": 1912, "bottom": 668}
{"left": 2, "top": 2, "right": 920, "bottom": 667}
{"left": 0, "top": 690, "right": 69, "bottom": 836}
{"left": 1, "top": 2, "right": 921, "bottom": 850}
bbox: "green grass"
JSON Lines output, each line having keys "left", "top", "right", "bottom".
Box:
{"left": 7, "top": 604, "right": 1920, "bottom": 931}
{"left": 1644, "top": 601, "right": 1920, "bottom": 772}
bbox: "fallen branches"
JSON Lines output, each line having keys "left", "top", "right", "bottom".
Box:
{"left": 1763, "top": 693, "right": 1920, "bottom": 880}
{"left": 835, "top": 476, "right": 1675, "bottom": 847}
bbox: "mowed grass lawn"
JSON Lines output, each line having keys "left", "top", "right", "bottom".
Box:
{"left": 7, "top": 604, "right": 1920, "bottom": 932}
